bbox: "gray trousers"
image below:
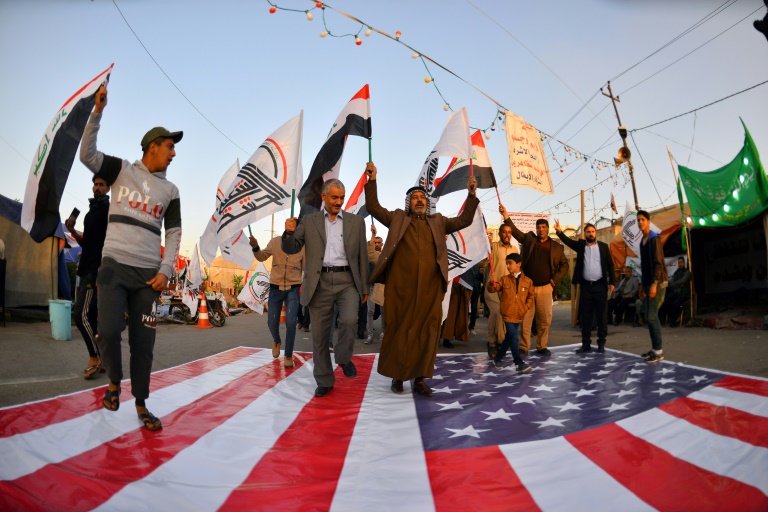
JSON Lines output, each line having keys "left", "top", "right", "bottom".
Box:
{"left": 96, "top": 257, "right": 160, "bottom": 401}
{"left": 308, "top": 271, "right": 358, "bottom": 387}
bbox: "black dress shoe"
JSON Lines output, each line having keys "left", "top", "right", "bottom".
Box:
{"left": 340, "top": 361, "right": 357, "bottom": 377}
{"left": 391, "top": 379, "right": 404, "bottom": 394}
{"left": 597, "top": 344, "right": 606, "bottom": 354}
{"left": 314, "top": 385, "right": 333, "bottom": 397}
{"left": 575, "top": 346, "right": 591, "bottom": 353}
{"left": 413, "top": 380, "right": 433, "bottom": 397}
{"left": 442, "top": 339, "right": 455, "bottom": 349}
{"left": 536, "top": 348, "right": 551, "bottom": 356}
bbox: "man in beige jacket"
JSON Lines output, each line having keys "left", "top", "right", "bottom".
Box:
{"left": 250, "top": 235, "right": 305, "bottom": 368}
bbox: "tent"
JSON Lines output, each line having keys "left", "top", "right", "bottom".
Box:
{"left": 0, "top": 194, "right": 67, "bottom": 307}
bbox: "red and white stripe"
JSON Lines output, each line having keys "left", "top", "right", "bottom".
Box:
{"left": 1, "top": 350, "right": 766, "bottom": 511}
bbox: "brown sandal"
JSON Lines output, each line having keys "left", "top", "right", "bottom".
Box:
{"left": 84, "top": 364, "right": 102, "bottom": 380}
{"left": 138, "top": 411, "right": 163, "bottom": 431}
{"left": 103, "top": 387, "right": 120, "bottom": 411}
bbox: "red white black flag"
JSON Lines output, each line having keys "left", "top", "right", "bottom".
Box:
{"left": 297, "top": 85, "right": 371, "bottom": 217}
{"left": 21, "top": 64, "right": 113, "bottom": 242}
{"left": 343, "top": 170, "right": 369, "bottom": 218}
{"left": 433, "top": 130, "right": 497, "bottom": 198}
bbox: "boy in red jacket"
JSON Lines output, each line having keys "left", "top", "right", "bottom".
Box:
{"left": 487, "top": 253, "right": 535, "bottom": 373}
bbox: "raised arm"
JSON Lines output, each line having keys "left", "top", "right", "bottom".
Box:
{"left": 249, "top": 235, "right": 273, "bottom": 262}
{"left": 281, "top": 216, "right": 306, "bottom": 255}
{"left": 553, "top": 218, "right": 579, "bottom": 251}
{"left": 363, "top": 162, "right": 393, "bottom": 227}
{"left": 499, "top": 204, "right": 527, "bottom": 244}
{"left": 79, "top": 86, "right": 122, "bottom": 185}
{"left": 445, "top": 175, "right": 479, "bottom": 233}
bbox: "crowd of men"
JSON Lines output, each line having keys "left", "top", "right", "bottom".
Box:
{"left": 67, "top": 86, "right": 688, "bottom": 431}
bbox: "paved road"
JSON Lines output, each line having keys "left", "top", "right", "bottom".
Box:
{"left": 1, "top": 303, "right": 766, "bottom": 408}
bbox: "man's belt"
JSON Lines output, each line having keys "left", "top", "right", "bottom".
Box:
{"left": 322, "top": 265, "right": 351, "bottom": 273}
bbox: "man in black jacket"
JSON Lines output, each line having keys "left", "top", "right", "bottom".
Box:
{"left": 65, "top": 176, "right": 110, "bottom": 379}
{"left": 554, "top": 220, "right": 615, "bottom": 353}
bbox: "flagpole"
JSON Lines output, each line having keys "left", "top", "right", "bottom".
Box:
{"left": 290, "top": 190, "right": 296, "bottom": 217}
{"left": 666, "top": 145, "right": 695, "bottom": 323}
{"left": 368, "top": 139, "right": 375, "bottom": 226}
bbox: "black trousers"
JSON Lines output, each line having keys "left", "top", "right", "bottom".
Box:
{"left": 73, "top": 274, "right": 100, "bottom": 358}
{"left": 580, "top": 281, "right": 608, "bottom": 347}
{"left": 97, "top": 257, "right": 160, "bottom": 401}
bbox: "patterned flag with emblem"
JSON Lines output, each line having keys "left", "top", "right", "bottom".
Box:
{"left": 215, "top": 113, "right": 303, "bottom": 243}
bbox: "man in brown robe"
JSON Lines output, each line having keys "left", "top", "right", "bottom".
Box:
{"left": 364, "top": 162, "right": 478, "bottom": 396}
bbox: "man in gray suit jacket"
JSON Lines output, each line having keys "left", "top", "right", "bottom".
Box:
{"left": 283, "top": 179, "right": 369, "bottom": 397}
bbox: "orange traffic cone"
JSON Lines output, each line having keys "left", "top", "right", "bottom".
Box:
{"left": 195, "top": 291, "right": 212, "bottom": 329}
{"left": 279, "top": 305, "right": 286, "bottom": 324}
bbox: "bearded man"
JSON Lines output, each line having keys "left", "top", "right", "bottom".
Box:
{"left": 555, "top": 220, "right": 615, "bottom": 353}
{"left": 364, "top": 162, "right": 478, "bottom": 396}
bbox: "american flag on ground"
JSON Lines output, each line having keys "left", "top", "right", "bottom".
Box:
{"left": 1, "top": 346, "right": 765, "bottom": 511}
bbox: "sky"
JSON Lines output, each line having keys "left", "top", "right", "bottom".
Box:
{"left": 1, "top": 0, "right": 767, "bottom": 264}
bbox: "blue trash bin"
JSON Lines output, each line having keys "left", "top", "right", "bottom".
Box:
{"left": 49, "top": 299, "right": 72, "bottom": 341}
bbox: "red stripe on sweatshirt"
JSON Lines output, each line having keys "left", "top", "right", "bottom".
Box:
{"left": 426, "top": 445, "right": 541, "bottom": 512}
{"left": 220, "top": 354, "right": 375, "bottom": 511}
{"left": 713, "top": 375, "right": 768, "bottom": 397}
{"left": 0, "top": 356, "right": 306, "bottom": 512}
{"left": 567, "top": 423, "right": 767, "bottom": 511}
{"left": 0, "top": 347, "right": 260, "bottom": 438}
{"left": 659, "top": 396, "right": 768, "bottom": 448}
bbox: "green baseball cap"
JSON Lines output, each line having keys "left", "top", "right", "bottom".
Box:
{"left": 141, "top": 127, "right": 183, "bottom": 152}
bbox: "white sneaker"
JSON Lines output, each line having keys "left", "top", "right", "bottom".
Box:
{"left": 364, "top": 336, "right": 373, "bottom": 344}
{"left": 380, "top": 332, "right": 385, "bottom": 340}
{"left": 470, "top": 329, "right": 477, "bottom": 335}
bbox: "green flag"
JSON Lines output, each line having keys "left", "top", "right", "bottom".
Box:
{"left": 678, "top": 120, "right": 767, "bottom": 228}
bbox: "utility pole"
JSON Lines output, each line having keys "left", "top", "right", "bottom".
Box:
{"left": 602, "top": 81, "right": 640, "bottom": 210}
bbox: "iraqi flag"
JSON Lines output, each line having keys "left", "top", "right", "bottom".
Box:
{"left": 215, "top": 112, "right": 303, "bottom": 243}
{"left": 1, "top": 346, "right": 766, "bottom": 510}
{"left": 297, "top": 85, "right": 371, "bottom": 218}
{"left": 414, "top": 107, "right": 471, "bottom": 208}
{"left": 433, "top": 130, "right": 497, "bottom": 198}
{"left": 21, "top": 64, "right": 113, "bottom": 242}
{"left": 343, "top": 170, "right": 369, "bottom": 218}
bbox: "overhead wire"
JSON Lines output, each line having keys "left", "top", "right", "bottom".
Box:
{"left": 631, "top": 78, "right": 768, "bottom": 132}
{"left": 618, "top": 5, "right": 765, "bottom": 96}
{"left": 608, "top": 0, "right": 741, "bottom": 83}
{"left": 110, "top": 0, "right": 250, "bottom": 156}
{"left": 629, "top": 131, "right": 666, "bottom": 208}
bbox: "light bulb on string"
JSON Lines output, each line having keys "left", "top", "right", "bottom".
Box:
{"left": 306, "top": 11, "right": 314, "bottom": 21}
{"left": 485, "top": 131, "right": 491, "bottom": 140}
{"left": 320, "top": 31, "right": 328, "bottom": 37}
{"left": 365, "top": 28, "right": 371, "bottom": 37}
{"left": 269, "top": 6, "right": 276, "bottom": 13}
{"left": 424, "top": 77, "right": 432, "bottom": 83}
{"left": 355, "top": 37, "right": 362, "bottom": 46}
{"left": 443, "top": 104, "right": 450, "bottom": 111}
{"left": 411, "top": 53, "right": 419, "bottom": 59}
{"left": 490, "top": 123, "right": 495, "bottom": 131}
{"left": 395, "top": 31, "right": 402, "bottom": 39}
{"left": 316, "top": 2, "right": 323, "bottom": 7}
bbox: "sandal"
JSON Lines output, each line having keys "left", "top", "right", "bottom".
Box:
{"left": 138, "top": 411, "right": 163, "bottom": 431}
{"left": 103, "top": 387, "right": 120, "bottom": 411}
{"left": 84, "top": 364, "right": 101, "bottom": 380}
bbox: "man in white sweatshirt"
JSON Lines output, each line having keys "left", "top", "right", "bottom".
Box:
{"left": 80, "top": 86, "right": 182, "bottom": 431}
